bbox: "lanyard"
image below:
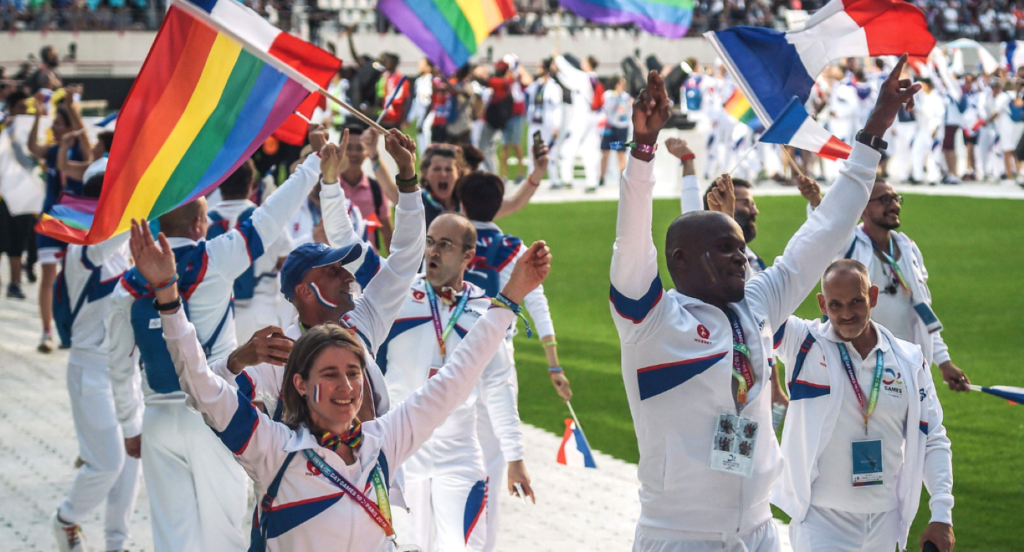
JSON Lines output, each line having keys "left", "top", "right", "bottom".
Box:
{"left": 836, "top": 343, "right": 884, "bottom": 436}
{"left": 724, "top": 308, "right": 755, "bottom": 408}
{"left": 424, "top": 282, "right": 470, "bottom": 359}
{"left": 871, "top": 236, "right": 911, "bottom": 295}
{"left": 303, "top": 449, "right": 396, "bottom": 541}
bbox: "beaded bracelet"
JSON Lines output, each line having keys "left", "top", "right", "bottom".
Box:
{"left": 490, "top": 294, "right": 533, "bottom": 338}
{"left": 152, "top": 273, "right": 179, "bottom": 291}
{"left": 396, "top": 173, "right": 419, "bottom": 193}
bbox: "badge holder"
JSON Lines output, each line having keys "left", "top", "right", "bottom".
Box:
{"left": 851, "top": 439, "right": 884, "bottom": 487}
{"left": 709, "top": 409, "right": 758, "bottom": 478}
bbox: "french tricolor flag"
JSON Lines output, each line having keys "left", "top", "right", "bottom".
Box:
{"left": 705, "top": 0, "right": 934, "bottom": 127}
{"left": 759, "top": 98, "right": 852, "bottom": 161}
{"left": 556, "top": 419, "right": 597, "bottom": 469}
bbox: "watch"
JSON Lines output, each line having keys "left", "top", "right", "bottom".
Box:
{"left": 855, "top": 130, "right": 888, "bottom": 152}
{"left": 153, "top": 296, "right": 183, "bottom": 313}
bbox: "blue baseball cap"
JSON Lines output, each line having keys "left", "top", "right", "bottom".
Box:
{"left": 280, "top": 242, "right": 364, "bottom": 301}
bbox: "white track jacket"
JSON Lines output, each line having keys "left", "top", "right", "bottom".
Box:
{"left": 610, "top": 143, "right": 878, "bottom": 536}
{"left": 163, "top": 303, "right": 517, "bottom": 552}
{"left": 772, "top": 317, "right": 953, "bottom": 550}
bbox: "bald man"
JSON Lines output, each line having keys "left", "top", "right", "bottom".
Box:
{"left": 610, "top": 59, "right": 918, "bottom": 552}
{"left": 801, "top": 177, "right": 970, "bottom": 393}
{"left": 773, "top": 260, "right": 954, "bottom": 552}
{"left": 106, "top": 137, "right": 338, "bottom": 552}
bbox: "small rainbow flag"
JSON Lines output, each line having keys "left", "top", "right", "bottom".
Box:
{"left": 561, "top": 0, "right": 694, "bottom": 39}
{"left": 36, "top": 0, "right": 339, "bottom": 245}
{"left": 724, "top": 89, "right": 764, "bottom": 132}
{"left": 377, "top": 0, "right": 516, "bottom": 75}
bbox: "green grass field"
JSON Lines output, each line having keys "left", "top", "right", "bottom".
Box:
{"left": 499, "top": 193, "right": 1024, "bottom": 550}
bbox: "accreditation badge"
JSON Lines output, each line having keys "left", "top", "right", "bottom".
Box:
{"left": 851, "top": 440, "right": 884, "bottom": 487}
{"left": 709, "top": 412, "right": 758, "bottom": 478}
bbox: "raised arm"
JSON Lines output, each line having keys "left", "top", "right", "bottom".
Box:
{"left": 553, "top": 55, "right": 590, "bottom": 92}
{"left": 360, "top": 128, "right": 399, "bottom": 205}
{"left": 609, "top": 71, "right": 670, "bottom": 340}
{"left": 746, "top": 55, "right": 920, "bottom": 331}
{"left": 27, "top": 104, "right": 48, "bottom": 160}
{"left": 346, "top": 130, "right": 425, "bottom": 352}
{"left": 57, "top": 129, "right": 91, "bottom": 182}
{"left": 666, "top": 138, "right": 702, "bottom": 213}
{"left": 495, "top": 141, "right": 549, "bottom": 219}
{"left": 379, "top": 241, "right": 551, "bottom": 467}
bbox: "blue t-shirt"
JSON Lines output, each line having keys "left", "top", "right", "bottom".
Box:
{"left": 43, "top": 143, "right": 84, "bottom": 213}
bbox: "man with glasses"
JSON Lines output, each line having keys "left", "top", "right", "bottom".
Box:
{"left": 800, "top": 178, "right": 970, "bottom": 392}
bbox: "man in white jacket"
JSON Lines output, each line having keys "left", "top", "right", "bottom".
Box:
{"left": 611, "top": 61, "right": 918, "bottom": 552}
{"left": 552, "top": 53, "right": 602, "bottom": 192}
{"left": 773, "top": 260, "right": 954, "bottom": 552}
{"left": 799, "top": 177, "right": 970, "bottom": 393}
{"left": 380, "top": 212, "right": 531, "bottom": 551}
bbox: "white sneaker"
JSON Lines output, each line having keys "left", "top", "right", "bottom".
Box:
{"left": 38, "top": 332, "right": 54, "bottom": 354}
{"left": 51, "top": 510, "right": 88, "bottom": 552}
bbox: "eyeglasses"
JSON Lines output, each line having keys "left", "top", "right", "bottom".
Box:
{"left": 868, "top": 194, "right": 904, "bottom": 206}
{"left": 425, "top": 237, "right": 466, "bottom": 253}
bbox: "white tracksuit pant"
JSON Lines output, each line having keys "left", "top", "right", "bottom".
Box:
{"left": 789, "top": 505, "right": 900, "bottom": 552}
{"left": 632, "top": 519, "right": 779, "bottom": 552}
{"left": 525, "top": 122, "right": 561, "bottom": 185}
{"left": 142, "top": 400, "right": 249, "bottom": 552}
{"left": 476, "top": 350, "right": 518, "bottom": 552}
{"left": 59, "top": 352, "right": 142, "bottom": 551}
{"left": 559, "top": 111, "right": 601, "bottom": 189}
{"left": 391, "top": 436, "right": 489, "bottom": 552}
{"left": 891, "top": 121, "right": 917, "bottom": 182}
{"left": 912, "top": 126, "right": 937, "bottom": 182}
{"left": 233, "top": 295, "right": 280, "bottom": 346}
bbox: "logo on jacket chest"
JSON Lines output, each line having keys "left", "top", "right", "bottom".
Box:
{"left": 694, "top": 324, "right": 712, "bottom": 345}
{"left": 306, "top": 460, "right": 322, "bottom": 476}
{"left": 412, "top": 290, "right": 425, "bottom": 301}
{"left": 882, "top": 368, "right": 904, "bottom": 398}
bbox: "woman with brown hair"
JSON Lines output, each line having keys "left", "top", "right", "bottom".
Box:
{"left": 127, "top": 218, "right": 551, "bottom": 552}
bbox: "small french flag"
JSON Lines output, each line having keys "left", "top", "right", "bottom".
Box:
{"left": 556, "top": 419, "right": 597, "bottom": 469}
{"left": 759, "top": 98, "right": 852, "bottom": 161}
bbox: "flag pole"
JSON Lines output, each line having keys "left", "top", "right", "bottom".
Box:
{"left": 781, "top": 146, "right": 806, "bottom": 179}
{"left": 554, "top": 8, "right": 562, "bottom": 52}
{"left": 727, "top": 139, "right": 759, "bottom": 175}
{"left": 318, "top": 86, "right": 388, "bottom": 134}
{"left": 375, "top": 75, "right": 408, "bottom": 125}
{"left": 566, "top": 401, "right": 584, "bottom": 435}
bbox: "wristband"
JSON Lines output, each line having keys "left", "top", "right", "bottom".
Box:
{"left": 152, "top": 273, "right": 179, "bottom": 291}
{"left": 490, "top": 294, "right": 533, "bottom": 338}
{"left": 153, "top": 296, "right": 183, "bottom": 313}
{"left": 543, "top": 339, "right": 558, "bottom": 348}
{"left": 626, "top": 141, "right": 657, "bottom": 154}
{"left": 679, "top": 153, "right": 696, "bottom": 163}
{"left": 548, "top": 366, "right": 564, "bottom": 374}
{"left": 527, "top": 174, "right": 541, "bottom": 187}
{"left": 396, "top": 173, "right": 419, "bottom": 192}
{"left": 372, "top": 161, "right": 381, "bottom": 173}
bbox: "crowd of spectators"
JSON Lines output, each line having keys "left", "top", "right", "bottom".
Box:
{"left": 4, "top": 0, "right": 1024, "bottom": 42}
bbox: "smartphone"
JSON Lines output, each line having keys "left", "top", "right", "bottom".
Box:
{"left": 532, "top": 131, "right": 544, "bottom": 158}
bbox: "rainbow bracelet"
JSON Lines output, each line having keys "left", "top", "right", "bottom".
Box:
{"left": 490, "top": 294, "right": 533, "bottom": 338}
{"left": 152, "top": 273, "right": 179, "bottom": 291}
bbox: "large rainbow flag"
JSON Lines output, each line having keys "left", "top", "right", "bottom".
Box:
{"left": 36, "top": 0, "right": 339, "bottom": 245}
{"left": 561, "top": 0, "right": 694, "bottom": 38}
{"left": 377, "top": 0, "right": 516, "bottom": 75}
{"left": 724, "top": 89, "right": 764, "bottom": 132}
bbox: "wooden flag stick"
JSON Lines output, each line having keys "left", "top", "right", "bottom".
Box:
{"left": 318, "top": 86, "right": 388, "bottom": 134}
{"left": 781, "top": 146, "right": 806, "bottom": 179}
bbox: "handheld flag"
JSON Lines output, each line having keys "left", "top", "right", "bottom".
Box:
{"left": 969, "top": 385, "right": 1024, "bottom": 405}
{"left": 556, "top": 402, "right": 597, "bottom": 468}
{"left": 705, "top": 0, "right": 934, "bottom": 127}
{"left": 560, "top": 0, "right": 694, "bottom": 39}
{"left": 759, "top": 97, "right": 852, "bottom": 160}
{"left": 1003, "top": 41, "right": 1024, "bottom": 72}
{"left": 377, "top": 0, "right": 516, "bottom": 76}
{"left": 36, "top": 0, "right": 339, "bottom": 245}
{"left": 723, "top": 89, "right": 764, "bottom": 132}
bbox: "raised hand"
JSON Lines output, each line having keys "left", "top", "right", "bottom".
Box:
{"left": 320, "top": 128, "right": 349, "bottom": 185}
{"left": 796, "top": 174, "right": 822, "bottom": 207}
{"left": 631, "top": 70, "right": 671, "bottom": 148}
{"left": 129, "top": 219, "right": 176, "bottom": 288}
{"left": 707, "top": 174, "right": 736, "bottom": 218}
{"left": 530, "top": 142, "right": 550, "bottom": 182}
{"left": 227, "top": 326, "right": 294, "bottom": 374}
{"left": 308, "top": 123, "right": 328, "bottom": 154}
{"left": 665, "top": 137, "right": 694, "bottom": 160}
{"left": 864, "top": 54, "right": 921, "bottom": 137}
{"left": 501, "top": 240, "right": 552, "bottom": 304}
{"left": 360, "top": 126, "right": 380, "bottom": 159}
{"left": 384, "top": 128, "right": 417, "bottom": 180}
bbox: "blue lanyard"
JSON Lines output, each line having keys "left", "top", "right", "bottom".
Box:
{"left": 424, "top": 282, "right": 470, "bottom": 359}
{"left": 302, "top": 449, "right": 395, "bottom": 541}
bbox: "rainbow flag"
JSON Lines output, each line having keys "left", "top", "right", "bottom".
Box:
{"left": 724, "top": 89, "right": 764, "bottom": 132}
{"left": 36, "top": 0, "right": 339, "bottom": 245}
{"left": 377, "top": 0, "right": 516, "bottom": 75}
{"left": 561, "top": 0, "right": 693, "bottom": 39}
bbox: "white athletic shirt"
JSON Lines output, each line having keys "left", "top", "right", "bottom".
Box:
{"left": 208, "top": 198, "right": 292, "bottom": 305}
{"left": 62, "top": 235, "right": 130, "bottom": 357}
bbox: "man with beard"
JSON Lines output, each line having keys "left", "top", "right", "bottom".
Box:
{"left": 611, "top": 58, "right": 916, "bottom": 551}
{"left": 799, "top": 178, "right": 970, "bottom": 393}
{"left": 703, "top": 177, "right": 761, "bottom": 280}
{"left": 772, "top": 260, "right": 954, "bottom": 552}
